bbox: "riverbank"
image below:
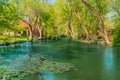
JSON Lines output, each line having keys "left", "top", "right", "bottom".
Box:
{"left": 68, "top": 38, "right": 112, "bottom": 46}
{"left": 0, "top": 36, "right": 62, "bottom": 46}
{"left": 0, "top": 36, "right": 28, "bottom": 46}
{"left": 0, "top": 40, "right": 28, "bottom": 46}
{"left": 0, "top": 35, "right": 113, "bottom": 46}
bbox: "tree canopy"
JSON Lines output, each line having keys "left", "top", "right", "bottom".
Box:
{"left": 0, "top": 0, "right": 120, "bottom": 45}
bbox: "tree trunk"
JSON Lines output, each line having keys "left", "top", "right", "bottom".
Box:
{"left": 81, "top": 0, "right": 111, "bottom": 45}
{"left": 26, "top": 29, "right": 29, "bottom": 36}
{"left": 28, "top": 24, "right": 33, "bottom": 41}
{"left": 65, "top": 21, "right": 73, "bottom": 37}
{"left": 20, "top": 19, "right": 33, "bottom": 41}
{"left": 74, "top": 12, "right": 95, "bottom": 42}
{"left": 37, "top": 25, "right": 42, "bottom": 39}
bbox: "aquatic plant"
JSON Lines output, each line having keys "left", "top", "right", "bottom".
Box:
{"left": 0, "top": 54, "right": 75, "bottom": 80}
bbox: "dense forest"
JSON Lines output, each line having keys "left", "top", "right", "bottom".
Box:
{"left": 0, "top": 0, "right": 120, "bottom": 45}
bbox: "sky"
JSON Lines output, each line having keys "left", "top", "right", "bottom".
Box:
{"left": 49, "top": 0, "right": 55, "bottom": 3}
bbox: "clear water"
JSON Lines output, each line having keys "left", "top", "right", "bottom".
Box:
{"left": 0, "top": 40, "right": 120, "bottom": 80}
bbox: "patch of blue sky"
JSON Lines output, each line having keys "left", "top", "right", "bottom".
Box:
{"left": 49, "top": 0, "right": 55, "bottom": 3}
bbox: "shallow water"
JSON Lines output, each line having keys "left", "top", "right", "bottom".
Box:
{"left": 0, "top": 40, "right": 120, "bottom": 80}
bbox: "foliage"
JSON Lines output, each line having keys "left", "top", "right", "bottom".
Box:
{"left": 110, "top": 0, "right": 120, "bottom": 45}
{"left": 0, "top": 0, "right": 120, "bottom": 45}
{"left": 0, "top": 0, "right": 24, "bottom": 43}
{"left": 111, "top": 18, "right": 120, "bottom": 45}
{"left": 0, "top": 36, "right": 28, "bottom": 43}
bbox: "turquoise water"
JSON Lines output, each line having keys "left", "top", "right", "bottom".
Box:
{"left": 0, "top": 40, "right": 120, "bottom": 80}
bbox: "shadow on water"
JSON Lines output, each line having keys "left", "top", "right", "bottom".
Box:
{"left": 0, "top": 40, "right": 120, "bottom": 80}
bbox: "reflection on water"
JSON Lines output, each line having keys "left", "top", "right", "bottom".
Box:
{"left": 26, "top": 72, "right": 67, "bottom": 80}
{"left": 41, "top": 72, "right": 66, "bottom": 80}
{"left": 104, "top": 48, "right": 114, "bottom": 70}
{"left": 103, "top": 48, "right": 117, "bottom": 80}
{"left": 42, "top": 72, "right": 56, "bottom": 80}
{"left": 0, "top": 40, "right": 120, "bottom": 80}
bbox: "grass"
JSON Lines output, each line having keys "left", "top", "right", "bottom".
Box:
{"left": 0, "top": 35, "right": 28, "bottom": 43}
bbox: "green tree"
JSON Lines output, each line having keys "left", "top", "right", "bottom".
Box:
{"left": 110, "top": 0, "right": 120, "bottom": 44}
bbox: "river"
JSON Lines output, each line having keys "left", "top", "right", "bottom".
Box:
{"left": 0, "top": 40, "right": 120, "bottom": 80}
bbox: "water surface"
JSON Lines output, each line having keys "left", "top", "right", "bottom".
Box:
{"left": 0, "top": 40, "right": 120, "bottom": 80}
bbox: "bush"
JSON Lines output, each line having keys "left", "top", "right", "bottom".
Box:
{"left": 111, "top": 26, "right": 120, "bottom": 45}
